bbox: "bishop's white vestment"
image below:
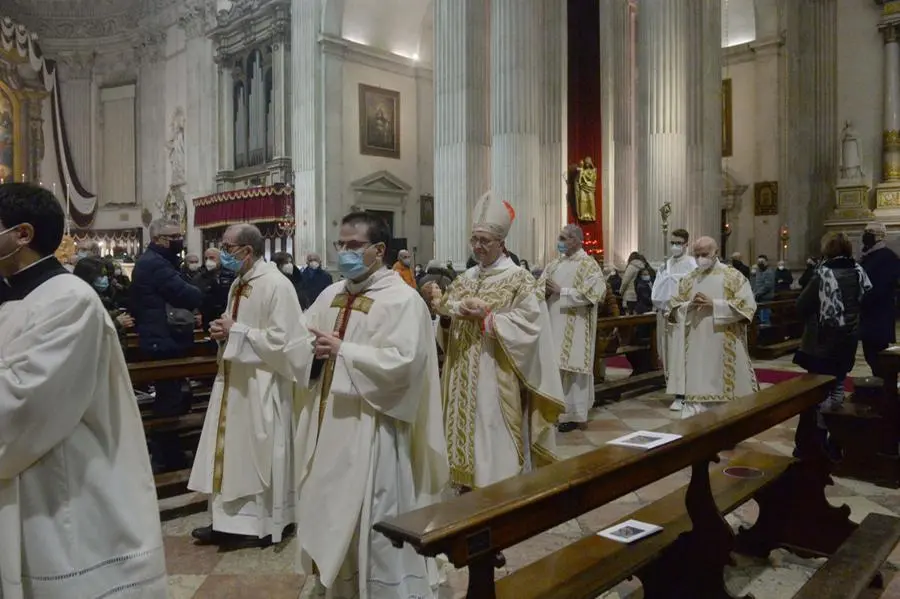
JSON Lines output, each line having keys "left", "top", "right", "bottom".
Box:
{"left": 189, "top": 259, "right": 313, "bottom": 542}
{"left": 439, "top": 256, "right": 565, "bottom": 489}
{"left": 651, "top": 254, "right": 697, "bottom": 374}
{"left": 539, "top": 249, "right": 606, "bottom": 423}
{"left": 666, "top": 261, "right": 759, "bottom": 408}
{"left": 0, "top": 260, "right": 166, "bottom": 598}
{"left": 294, "top": 269, "right": 448, "bottom": 599}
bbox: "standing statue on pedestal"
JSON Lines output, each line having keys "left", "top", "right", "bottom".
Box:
{"left": 576, "top": 157, "right": 597, "bottom": 222}
{"left": 840, "top": 121, "right": 865, "bottom": 181}
{"left": 167, "top": 107, "right": 186, "bottom": 187}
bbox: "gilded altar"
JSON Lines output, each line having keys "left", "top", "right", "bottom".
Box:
{"left": 0, "top": 41, "right": 49, "bottom": 183}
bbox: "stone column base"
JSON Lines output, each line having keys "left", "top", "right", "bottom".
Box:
{"left": 830, "top": 183, "right": 873, "bottom": 221}
{"left": 875, "top": 182, "right": 900, "bottom": 219}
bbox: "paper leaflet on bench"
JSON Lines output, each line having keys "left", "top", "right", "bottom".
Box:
{"left": 607, "top": 430, "right": 682, "bottom": 450}
{"left": 598, "top": 519, "right": 664, "bottom": 544}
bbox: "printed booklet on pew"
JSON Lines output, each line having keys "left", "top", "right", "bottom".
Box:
{"left": 606, "top": 430, "right": 682, "bottom": 450}
{"left": 598, "top": 520, "right": 663, "bottom": 544}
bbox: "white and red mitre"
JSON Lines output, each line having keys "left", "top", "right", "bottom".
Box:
{"left": 472, "top": 191, "right": 516, "bottom": 239}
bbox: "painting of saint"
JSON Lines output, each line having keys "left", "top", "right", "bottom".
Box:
{"left": 0, "top": 90, "right": 14, "bottom": 182}
{"left": 359, "top": 84, "right": 400, "bottom": 159}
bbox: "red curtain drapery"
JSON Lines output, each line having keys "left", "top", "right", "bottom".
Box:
{"left": 567, "top": 0, "right": 603, "bottom": 259}
{"left": 192, "top": 186, "right": 294, "bottom": 229}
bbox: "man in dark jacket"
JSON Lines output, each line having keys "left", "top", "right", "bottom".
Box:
{"left": 799, "top": 257, "right": 818, "bottom": 288}
{"left": 130, "top": 218, "right": 203, "bottom": 471}
{"left": 191, "top": 248, "right": 235, "bottom": 330}
{"left": 860, "top": 222, "right": 900, "bottom": 378}
{"left": 730, "top": 252, "right": 751, "bottom": 279}
{"left": 299, "top": 252, "right": 332, "bottom": 309}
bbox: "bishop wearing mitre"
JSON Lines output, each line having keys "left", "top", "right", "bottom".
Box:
{"left": 294, "top": 211, "right": 448, "bottom": 599}
{"left": 667, "top": 236, "right": 759, "bottom": 419}
{"left": 437, "top": 192, "right": 565, "bottom": 491}
{"left": 189, "top": 224, "right": 314, "bottom": 546}
{"left": 651, "top": 228, "right": 697, "bottom": 411}
{"left": 539, "top": 224, "right": 606, "bottom": 432}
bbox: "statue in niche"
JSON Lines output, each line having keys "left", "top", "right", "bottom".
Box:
{"left": 166, "top": 107, "right": 186, "bottom": 187}
{"left": 840, "top": 120, "right": 865, "bottom": 181}
{"left": 576, "top": 156, "right": 598, "bottom": 222}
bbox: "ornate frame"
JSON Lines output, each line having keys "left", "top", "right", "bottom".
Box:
{"left": 0, "top": 79, "right": 26, "bottom": 182}
{"left": 722, "top": 78, "right": 733, "bottom": 158}
{"left": 358, "top": 83, "right": 401, "bottom": 159}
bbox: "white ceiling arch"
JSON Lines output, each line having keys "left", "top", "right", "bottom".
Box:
{"left": 323, "top": 0, "right": 433, "bottom": 62}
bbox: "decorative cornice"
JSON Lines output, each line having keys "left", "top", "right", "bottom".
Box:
{"left": 54, "top": 50, "right": 97, "bottom": 79}
{"left": 722, "top": 34, "right": 784, "bottom": 66}
{"left": 320, "top": 35, "right": 433, "bottom": 79}
{"left": 178, "top": 0, "right": 218, "bottom": 39}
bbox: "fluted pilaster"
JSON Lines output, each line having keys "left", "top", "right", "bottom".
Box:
{"left": 781, "top": 0, "right": 836, "bottom": 261}
{"left": 291, "top": 0, "right": 322, "bottom": 259}
{"left": 880, "top": 22, "right": 900, "bottom": 185}
{"left": 537, "top": 0, "right": 567, "bottom": 266}
{"left": 601, "top": 0, "right": 638, "bottom": 266}
{"left": 637, "top": 0, "right": 721, "bottom": 261}
{"left": 491, "top": 0, "right": 541, "bottom": 262}
{"left": 218, "top": 65, "right": 235, "bottom": 173}
{"left": 434, "top": 0, "right": 490, "bottom": 269}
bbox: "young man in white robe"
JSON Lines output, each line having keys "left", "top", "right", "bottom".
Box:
{"left": 651, "top": 228, "right": 698, "bottom": 411}
{"left": 295, "top": 211, "right": 448, "bottom": 599}
{"left": 0, "top": 183, "right": 166, "bottom": 598}
{"left": 436, "top": 192, "right": 565, "bottom": 493}
{"left": 189, "top": 224, "right": 314, "bottom": 546}
{"left": 539, "top": 224, "right": 606, "bottom": 433}
{"left": 666, "top": 236, "right": 759, "bottom": 419}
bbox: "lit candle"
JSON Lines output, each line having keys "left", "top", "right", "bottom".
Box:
{"left": 21, "top": 174, "right": 24, "bottom": 183}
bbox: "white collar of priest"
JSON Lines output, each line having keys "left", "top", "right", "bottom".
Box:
{"left": 345, "top": 266, "right": 389, "bottom": 295}
{"left": 2, "top": 255, "right": 68, "bottom": 302}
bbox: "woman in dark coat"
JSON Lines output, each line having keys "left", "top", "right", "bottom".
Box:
{"left": 793, "top": 233, "right": 871, "bottom": 458}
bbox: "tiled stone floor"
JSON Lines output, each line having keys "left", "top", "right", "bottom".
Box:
{"left": 164, "top": 351, "right": 900, "bottom": 599}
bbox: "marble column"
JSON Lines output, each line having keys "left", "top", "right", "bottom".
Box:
{"left": 434, "top": 0, "right": 490, "bottom": 270}
{"left": 637, "top": 0, "right": 722, "bottom": 261}
{"left": 291, "top": 0, "right": 322, "bottom": 258}
{"left": 876, "top": 20, "right": 900, "bottom": 215}
{"left": 217, "top": 63, "right": 235, "bottom": 176}
{"left": 56, "top": 52, "right": 97, "bottom": 190}
{"left": 491, "top": 0, "right": 541, "bottom": 262}
{"left": 537, "top": 0, "right": 566, "bottom": 267}
{"left": 600, "top": 0, "right": 638, "bottom": 266}
{"left": 780, "top": 0, "right": 837, "bottom": 260}
{"left": 271, "top": 26, "right": 290, "bottom": 159}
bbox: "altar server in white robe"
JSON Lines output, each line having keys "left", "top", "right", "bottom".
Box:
{"left": 666, "top": 236, "right": 759, "bottom": 419}
{"left": 651, "top": 228, "right": 698, "bottom": 411}
{"left": 437, "top": 192, "right": 565, "bottom": 491}
{"left": 189, "top": 224, "right": 314, "bottom": 546}
{"left": 0, "top": 183, "right": 166, "bottom": 598}
{"left": 295, "top": 211, "right": 448, "bottom": 599}
{"left": 539, "top": 224, "right": 606, "bottom": 433}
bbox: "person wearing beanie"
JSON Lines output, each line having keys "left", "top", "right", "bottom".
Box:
{"left": 859, "top": 221, "right": 900, "bottom": 377}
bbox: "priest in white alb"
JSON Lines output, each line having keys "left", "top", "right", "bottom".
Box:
{"left": 0, "top": 183, "right": 166, "bottom": 598}
{"left": 189, "top": 224, "right": 313, "bottom": 546}
{"left": 294, "top": 211, "right": 448, "bottom": 599}
{"left": 651, "top": 228, "right": 697, "bottom": 411}
{"left": 539, "top": 224, "right": 606, "bottom": 433}
{"left": 667, "top": 236, "right": 759, "bottom": 419}
{"left": 437, "top": 192, "right": 565, "bottom": 492}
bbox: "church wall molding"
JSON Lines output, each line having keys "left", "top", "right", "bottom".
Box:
{"left": 320, "top": 35, "right": 432, "bottom": 80}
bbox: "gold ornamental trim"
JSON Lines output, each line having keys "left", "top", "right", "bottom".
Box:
{"left": 884, "top": 129, "right": 900, "bottom": 148}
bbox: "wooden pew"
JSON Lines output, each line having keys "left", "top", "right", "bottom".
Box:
{"left": 822, "top": 348, "right": 900, "bottom": 488}
{"left": 593, "top": 312, "right": 665, "bottom": 402}
{"left": 124, "top": 329, "right": 207, "bottom": 348}
{"left": 129, "top": 356, "right": 219, "bottom": 520}
{"left": 749, "top": 298, "right": 803, "bottom": 359}
{"left": 793, "top": 513, "right": 900, "bottom": 599}
{"left": 375, "top": 375, "right": 855, "bottom": 599}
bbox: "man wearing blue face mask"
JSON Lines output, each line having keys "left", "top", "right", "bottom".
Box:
{"left": 539, "top": 224, "right": 606, "bottom": 433}
{"left": 295, "top": 211, "right": 448, "bottom": 598}
{"left": 189, "top": 224, "right": 313, "bottom": 548}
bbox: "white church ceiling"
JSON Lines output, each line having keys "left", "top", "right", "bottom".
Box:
{"left": 333, "top": 0, "right": 433, "bottom": 63}
{"left": 722, "top": 0, "right": 757, "bottom": 47}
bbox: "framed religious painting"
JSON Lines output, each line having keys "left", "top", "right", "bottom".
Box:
{"left": 420, "top": 194, "right": 434, "bottom": 227}
{"left": 754, "top": 181, "right": 778, "bottom": 216}
{"left": 722, "top": 78, "right": 733, "bottom": 158}
{"left": 359, "top": 84, "right": 400, "bottom": 159}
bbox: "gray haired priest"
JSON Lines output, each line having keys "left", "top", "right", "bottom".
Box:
{"left": 539, "top": 224, "right": 606, "bottom": 432}
{"left": 437, "top": 192, "right": 564, "bottom": 491}
{"left": 666, "top": 236, "right": 759, "bottom": 419}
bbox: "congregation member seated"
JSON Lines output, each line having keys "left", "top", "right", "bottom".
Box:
{"left": 191, "top": 247, "right": 235, "bottom": 330}
{"left": 272, "top": 251, "right": 306, "bottom": 306}
{"left": 299, "top": 252, "right": 332, "bottom": 309}
{"left": 73, "top": 256, "right": 135, "bottom": 341}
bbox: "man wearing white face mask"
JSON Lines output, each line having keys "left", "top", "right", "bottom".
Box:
{"left": 299, "top": 251, "right": 332, "bottom": 309}
{"left": 189, "top": 224, "right": 314, "bottom": 547}
{"left": 295, "top": 211, "right": 448, "bottom": 598}
{"left": 666, "top": 236, "right": 759, "bottom": 419}
{"left": 651, "top": 228, "right": 697, "bottom": 411}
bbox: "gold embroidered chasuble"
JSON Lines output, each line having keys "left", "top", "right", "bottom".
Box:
{"left": 439, "top": 257, "right": 565, "bottom": 488}
{"left": 538, "top": 249, "right": 606, "bottom": 374}
{"left": 665, "top": 261, "right": 759, "bottom": 402}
